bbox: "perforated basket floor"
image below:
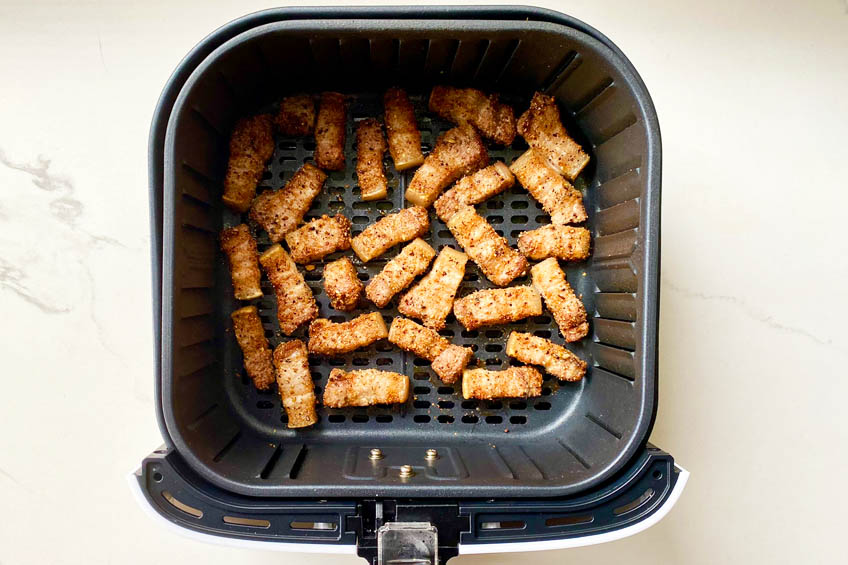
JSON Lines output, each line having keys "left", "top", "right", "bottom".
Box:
{"left": 219, "top": 92, "right": 595, "bottom": 441}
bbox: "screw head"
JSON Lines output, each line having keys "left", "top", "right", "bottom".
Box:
{"left": 369, "top": 448, "right": 384, "bottom": 460}
{"left": 425, "top": 449, "right": 439, "bottom": 460}
{"left": 399, "top": 464, "right": 415, "bottom": 478}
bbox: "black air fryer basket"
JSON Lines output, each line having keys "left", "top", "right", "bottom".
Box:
{"left": 131, "top": 6, "right": 687, "bottom": 562}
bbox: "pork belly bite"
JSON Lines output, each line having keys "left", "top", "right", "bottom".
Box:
{"left": 531, "top": 258, "right": 589, "bottom": 342}
{"left": 323, "top": 368, "right": 410, "bottom": 407}
{"left": 506, "top": 332, "right": 586, "bottom": 382}
{"left": 258, "top": 244, "right": 318, "bottom": 335}
{"left": 365, "top": 238, "right": 436, "bottom": 308}
{"left": 383, "top": 87, "right": 424, "bottom": 171}
{"left": 323, "top": 257, "right": 363, "bottom": 312}
{"left": 429, "top": 85, "right": 516, "bottom": 145}
{"left": 510, "top": 148, "right": 586, "bottom": 225}
{"left": 284, "top": 214, "right": 351, "bottom": 264}
{"left": 350, "top": 206, "right": 430, "bottom": 262}
{"left": 388, "top": 317, "right": 472, "bottom": 384}
{"left": 230, "top": 305, "right": 275, "bottom": 390}
{"left": 406, "top": 124, "right": 488, "bottom": 208}
{"left": 222, "top": 114, "right": 274, "bottom": 212}
{"left": 249, "top": 163, "right": 327, "bottom": 242}
{"left": 272, "top": 340, "right": 318, "bottom": 428}
{"left": 517, "top": 91, "right": 589, "bottom": 180}
{"left": 307, "top": 311, "right": 388, "bottom": 356}
{"left": 452, "top": 286, "right": 542, "bottom": 331}
{"left": 397, "top": 246, "right": 467, "bottom": 330}
{"left": 275, "top": 94, "right": 315, "bottom": 136}
{"left": 517, "top": 224, "right": 591, "bottom": 261}
{"left": 461, "top": 366, "right": 543, "bottom": 400}
{"left": 355, "top": 118, "right": 388, "bottom": 201}
{"left": 220, "top": 224, "right": 263, "bottom": 300}
{"left": 446, "top": 205, "right": 526, "bottom": 286}
{"left": 434, "top": 161, "right": 514, "bottom": 222}
{"left": 314, "top": 92, "right": 346, "bottom": 171}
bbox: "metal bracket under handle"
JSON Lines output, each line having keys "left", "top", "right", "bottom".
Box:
{"left": 377, "top": 522, "right": 438, "bottom": 565}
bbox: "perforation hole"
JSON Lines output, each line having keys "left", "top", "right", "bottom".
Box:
{"left": 352, "top": 414, "right": 369, "bottom": 423}
{"left": 489, "top": 215, "right": 504, "bottom": 224}
{"left": 534, "top": 329, "right": 552, "bottom": 338}
{"left": 509, "top": 415, "right": 527, "bottom": 425}
{"left": 414, "top": 372, "right": 430, "bottom": 381}
{"left": 376, "top": 357, "right": 393, "bottom": 366}
{"left": 352, "top": 357, "right": 368, "bottom": 366}
{"left": 256, "top": 400, "right": 274, "bottom": 409}
{"left": 414, "top": 400, "right": 430, "bottom": 409}
{"left": 511, "top": 200, "right": 528, "bottom": 209}
{"left": 462, "top": 415, "right": 479, "bottom": 424}
{"left": 376, "top": 414, "right": 393, "bottom": 423}
{"left": 509, "top": 401, "right": 527, "bottom": 410}
{"left": 437, "top": 386, "right": 454, "bottom": 395}
{"left": 413, "top": 386, "right": 430, "bottom": 395}
{"left": 485, "top": 344, "right": 502, "bottom": 352}
{"left": 485, "top": 415, "right": 503, "bottom": 424}
{"left": 485, "top": 358, "right": 502, "bottom": 366}
{"left": 376, "top": 342, "right": 393, "bottom": 352}
{"left": 542, "top": 387, "right": 552, "bottom": 396}
{"left": 438, "top": 229, "right": 451, "bottom": 238}
{"left": 461, "top": 330, "right": 479, "bottom": 338}
{"left": 328, "top": 414, "right": 345, "bottom": 423}
{"left": 437, "top": 415, "right": 454, "bottom": 424}
{"left": 280, "top": 414, "right": 288, "bottom": 424}
{"left": 485, "top": 329, "right": 503, "bottom": 338}
{"left": 535, "top": 402, "right": 552, "bottom": 411}
{"left": 414, "top": 415, "right": 431, "bottom": 423}
{"left": 413, "top": 357, "right": 430, "bottom": 366}
{"left": 487, "top": 401, "right": 503, "bottom": 410}
{"left": 438, "top": 400, "right": 455, "bottom": 409}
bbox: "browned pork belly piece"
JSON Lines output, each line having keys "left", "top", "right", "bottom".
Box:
{"left": 323, "top": 257, "right": 363, "bottom": 312}
{"left": 365, "top": 238, "right": 436, "bottom": 308}
{"left": 397, "top": 246, "right": 467, "bottom": 330}
{"left": 517, "top": 224, "right": 591, "bottom": 261}
{"left": 517, "top": 91, "right": 590, "bottom": 180}
{"left": 434, "top": 161, "right": 514, "bottom": 222}
{"left": 249, "top": 163, "right": 327, "bottom": 242}
{"left": 446, "top": 205, "right": 527, "bottom": 286}
{"left": 461, "top": 366, "right": 543, "bottom": 400}
{"left": 275, "top": 94, "right": 315, "bottom": 136}
{"left": 383, "top": 87, "right": 424, "bottom": 171}
{"left": 452, "top": 286, "right": 542, "bottom": 331}
{"left": 230, "top": 305, "right": 275, "bottom": 390}
{"left": 355, "top": 118, "right": 388, "bottom": 201}
{"left": 272, "top": 340, "right": 318, "bottom": 428}
{"left": 506, "top": 332, "right": 586, "bottom": 382}
{"left": 323, "top": 368, "right": 410, "bottom": 407}
{"left": 350, "top": 206, "right": 430, "bottom": 262}
{"left": 510, "top": 148, "right": 586, "bottom": 225}
{"left": 406, "top": 124, "right": 488, "bottom": 208}
{"left": 222, "top": 114, "right": 274, "bottom": 212}
{"left": 314, "top": 92, "right": 347, "bottom": 171}
{"left": 429, "top": 85, "right": 517, "bottom": 145}
{"left": 307, "top": 311, "right": 388, "bottom": 356}
{"left": 220, "top": 224, "right": 263, "bottom": 300}
{"left": 531, "top": 258, "right": 589, "bottom": 342}
{"left": 284, "top": 214, "right": 351, "bottom": 264}
{"left": 388, "top": 317, "right": 473, "bottom": 384}
{"left": 258, "top": 244, "right": 318, "bottom": 335}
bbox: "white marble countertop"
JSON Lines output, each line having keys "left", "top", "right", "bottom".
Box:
{"left": 1, "top": 1, "right": 846, "bottom": 563}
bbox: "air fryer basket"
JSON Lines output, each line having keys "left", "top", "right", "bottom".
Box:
{"left": 161, "top": 17, "right": 659, "bottom": 498}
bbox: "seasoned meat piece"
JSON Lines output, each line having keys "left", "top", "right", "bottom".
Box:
{"left": 429, "top": 85, "right": 516, "bottom": 145}
{"left": 434, "top": 161, "right": 514, "bottom": 222}
{"left": 365, "top": 238, "right": 436, "bottom": 308}
{"left": 446, "top": 205, "right": 526, "bottom": 286}
{"left": 517, "top": 91, "right": 589, "bottom": 180}
{"left": 406, "top": 124, "right": 488, "bottom": 208}
{"left": 388, "top": 317, "right": 473, "bottom": 384}
{"left": 383, "top": 87, "right": 424, "bottom": 171}
{"left": 284, "top": 214, "right": 351, "bottom": 264}
{"left": 275, "top": 94, "right": 315, "bottom": 136}
{"left": 453, "top": 286, "right": 542, "bottom": 331}
{"left": 323, "top": 257, "right": 363, "bottom": 312}
{"left": 249, "top": 163, "right": 327, "bottom": 242}
{"left": 461, "top": 366, "right": 543, "bottom": 400}
{"left": 510, "top": 148, "right": 587, "bottom": 225}
{"left": 220, "top": 224, "right": 262, "bottom": 300}
{"left": 355, "top": 118, "right": 388, "bottom": 201}
{"left": 314, "top": 92, "right": 346, "bottom": 171}
{"left": 323, "top": 368, "right": 409, "bottom": 407}
{"left": 272, "top": 340, "right": 318, "bottom": 428}
{"left": 307, "top": 311, "right": 388, "bottom": 356}
{"left": 397, "top": 246, "right": 467, "bottom": 330}
{"left": 517, "top": 225, "right": 591, "bottom": 261}
{"left": 222, "top": 114, "right": 274, "bottom": 212}
{"left": 506, "top": 332, "right": 586, "bottom": 382}
{"left": 350, "top": 206, "right": 430, "bottom": 262}
{"left": 258, "top": 244, "right": 318, "bottom": 335}
{"left": 531, "top": 258, "right": 589, "bottom": 342}
{"left": 230, "top": 305, "right": 275, "bottom": 390}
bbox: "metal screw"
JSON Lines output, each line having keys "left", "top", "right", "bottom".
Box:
{"left": 425, "top": 449, "right": 439, "bottom": 461}
{"left": 399, "top": 465, "right": 415, "bottom": 478}
{"left": 369, "top": 448, "right": 384, "bottom": 460}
